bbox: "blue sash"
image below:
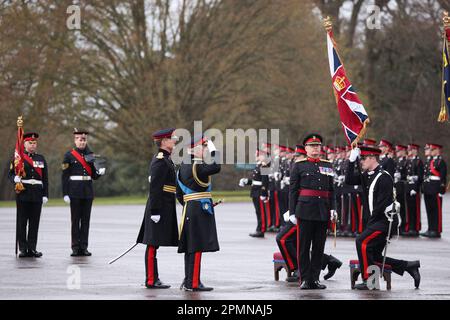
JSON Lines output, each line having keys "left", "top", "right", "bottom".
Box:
{"left": 177, "top": 171, "right": 213, "bottom": 214}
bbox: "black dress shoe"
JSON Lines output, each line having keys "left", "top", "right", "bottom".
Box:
{"left": 405, "top": 260, "right": 421, "bottom": 288}
{"left": 354, "top": 281, "right": 370, "bottom": 290}
{"left": 428, "top": 231, "right": 441, "bottom": 238}
{"left": 300, "top": 281, "right": 311, "bottom": 290}
{"left": 249, "top": 231, "right": 264, "bottom": 238}
{"left": 146, "top": 279, "right": 171, "bottom": 289}
{"left": 19, "top": 251, "right": 30, "bottom": 258}
{"left": 182, "top": 282, "right": 213, "bottom": 292}
{"left": 80, "top": 249, "right": 92, "bottom": 256}
{"left": 407, "top": 230, "right": 419, "bottom": 237}
{"left": 310, "top": 280, "right": 326, "bottom": 289}
{"left": 286, "top": 270, "right": 299, "bottom": 282}
{"left": 420, "top": 230, "right": 431, "bottom": 237}
{"left": 29, "top": 250, "right": 43, "bottom": 258}
{"left": 324, "top": 256, "right": 343, "bottom": 280}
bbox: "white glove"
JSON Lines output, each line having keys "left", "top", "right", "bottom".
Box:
{"left": 349, "top": 148, "right": 361, "bottom": 162}
{"left": 280, "top": 180, "right": 285, "bottom": 190}
{"left": 14, "top": 175, "right": 21, "bottom": 183}
{"left": 330, "top": 210, "right": 338, "bottom": 222}
{"left": 98, "top": 168, "right": 106, "bottom": 176}
{"left": 394, "top": 172, "right": 401, "bottom": 180}
{"left": 283, "top": 210, "right": 290, "bottom": 222}
{"left": 42, "top": 197, "right": 48, "bottom": 205}
{"left": 63, "top": 195, "right": 70, "bottom": 204}
{"left": 274, "top": 172, "right": 281, "bottom": 181}
{"left": 239, "top": 178, "right": 248, "bottom": 187}
{"left": 439, "top": 193, "right": 444, "bottom": 198}
{"left": 150, "top": 215, "right": 161, "bottom": 223}
{"left": 260, "top": 196, "right": 267, "bottom": 202}
{"left": 148, "top": 176, "right": 152, "bottom": 183}
{"left": 207, "top": 140, "right": 217, "bottom": 152}
{"left": 283, "top": 176, "right": 290, "bottom": 185}
{"left": 289, "top": 215, "right": 297, "bottom": 225}
{"left": 410, "top": 189, "right": 417, "bottom": 196}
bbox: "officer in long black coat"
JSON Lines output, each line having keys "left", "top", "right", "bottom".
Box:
{"left": 136, "top": 128, "right": 179, "bottom": 289}
{"left": 238, "top": 149, "right": 270, "bottom": 238}
{"left": 405, "top": 144, "right": 424, "bottom": 237}
{"left": 289, "top": 134, "right": 337, "bottom": 290}
{"left": 9, "top": 132, "right": 48, "bottom": 258}
{"left": 345, "top": 146, "right": 421, "bottom": 290}
{"left": 176, "top": 135, "right": 221, "bottom": 291}
{"left": 62, "top": 129, "right": 105, "bottom": 256}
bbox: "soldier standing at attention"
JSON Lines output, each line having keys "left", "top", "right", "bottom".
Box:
{"left": 62, "top": 129, "right": 106, "bottom": 257}
{"left": 9, "top": 132, "right": 48, "bottom": 258}
{"left": 405, "top": 144, "right": 424, "bottom": 237}
{"left": 378, "top": 139, "right": 395, "bottom": 177}
{"left": 289, "top": 134, "right": 337, "bottom": 290}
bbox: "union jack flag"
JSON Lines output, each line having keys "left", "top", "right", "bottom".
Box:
{"left": 326, "top": 28, "right": 369, "bottom": 145}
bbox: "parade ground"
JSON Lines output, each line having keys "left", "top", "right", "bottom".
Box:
{"left": 1, "top": 197, "right": 449, "bottom": 300}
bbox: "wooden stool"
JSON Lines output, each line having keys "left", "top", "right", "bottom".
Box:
{"left": 349, "top": 259, "right": 392, "bottom": 290}
{"left": 273, "top": 252, "right": 290, "bottom": 281}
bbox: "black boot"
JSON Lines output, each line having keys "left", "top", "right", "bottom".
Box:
{"left": 420, "top": 230, "right": 431, "bottom": 237}
{"left": 428, "top": 231, "right": 441, "bottom": 238}
{"left": 286, "top": 270, "right": 299, "bottom": 282}
{"left": 71, "top": 249, "right": 81, "bottom": 257}
{"left": 146, "top": 279, "right": 170, "bottom": 289}
{"left": 407, "top": 230, "right": 419, "bottom": 237}
{"left": 324, "top": 255, "right": 343, "bottom": 280}
{"left": 28, "top": 249, "right": 43, "bottom": 258}
{"left": 19, "top": 250, "right": 30, "bottom": 258}
{"left": 405, "top": 260, "right": 421, "bottom": 288}
{"left": 310, "top": 280, "right": 326, "bottom": 289}
{"left": 80, "top": 249, "right": 92, "bottom": 256}
{"left": 300, "top": 280, "right": 311, "bottom": 290}
{"left": 354, "top": 280, "right": 370, "bottom": 290}
{"left": 249, "top": 231, "right": 264, "bottom": 238}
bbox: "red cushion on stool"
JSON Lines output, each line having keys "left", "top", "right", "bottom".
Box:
{"left": 273, "top": 252, "right": 284, "bottom": 261}
{"left": 375, "top": 262, "right": 392, "bottom": 270}
{"left": 349, "top": 259, "right": 359, "bottom": 265}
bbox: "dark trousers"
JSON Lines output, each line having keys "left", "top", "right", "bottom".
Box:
{"left": 424, "top": 194, "right": 443, "bottom": 233}
{"left": 252, "top": 197, "right": 266, "bottom": 233}
{"left": 145, "top": 245, "right": 159, "bottom": 286}
{"left": 396, "top": 187, "right": 407, "bottom": 232}
{"left": 341, "top": 193, "right": 361, "bottom": 233}
{"left": 297, "top": 220, "right": 328, "bottom": 282}
{"left": 277, "top": 221, "right": 331, "bottom": 274}
{"left": 16, "top": 201, "right": 42, "bottom": 252}
{"left": 279, "top": 189, "right": 289, "bottom": 224}
{"left": 356, "top": 227, "right": 408, "bottom": 280}
{"left": 70, "top": 198, "right": 93, "bottom": 250}
{"left": 268, "top": 191, "right": 281, "bottom": 228}
{"left": 184, "top": 252, "right": 202, "bottom": 289}
{"left": 406, "top": 192, "right": 421, "bottom": 232}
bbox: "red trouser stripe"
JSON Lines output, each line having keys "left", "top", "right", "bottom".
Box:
{"left": 274, "top": 191, "right": 280, "bottom": 227}
{"left": 193, "top": 252, "right": 202, "bottom": 289}
{"left": 266, "top": 201, "right": 272, "bottom": 227}
{"left": 351, "top": 200, "right": 356, "bottom": 233}
{"left": 361, "top": 231, "right": 382, "bottom": 279}
{"left": 259, "top": 199, "right": 266, "bottom": 233}
{"left": 437, "top": 195, "right": 442, "bottom": 233}
{"left": 280, "top": 225, "right": 296, "bottom": 270}
{"left": 146, "top": 246, "right": 156, "bottom": 286}
{"left": 296, "top": 224, "right": 301, "bottom": 283}
{"left": 416, "top": 193, "right": 421, "bottom": 231}
{"left": 357, "top": 195, "right": 363, "bottom": 233}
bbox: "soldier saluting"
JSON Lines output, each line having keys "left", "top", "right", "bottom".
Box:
{"left": 9, "top": 132, "right": 48, "bottom": 258}
{"left": 176, "top": 135, "right": 221, "bottom": 291}
{"left": 62, "top": 129, "right": 106, "bottom": 257}
{"left": 289, "top": 134, "right": 337, "bottom": 290}
{"left": 135, "top": 128, "right": 180, "bottom": 289}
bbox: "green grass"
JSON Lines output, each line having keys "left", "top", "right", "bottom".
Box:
{"left": 0, "top": 190, "right": 251, "bottom": 208}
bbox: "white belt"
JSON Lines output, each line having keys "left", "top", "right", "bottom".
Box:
{"left": 252, "top": 180, "right": 262, "bottom": 186}
{"left": 429, "top": 176, "right": 441, "bottom": 181}
{"left": 70, "top": 176, "right": 92, "bottom": 181}
{"left": 21, "top": 179, "right": 43, "bottom": 185}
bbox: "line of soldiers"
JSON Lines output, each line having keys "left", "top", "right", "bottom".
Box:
{"left": 136, "top": 129, "right": 221, "bottom": 291}
{"left": 240, "top": 138, "right": 447, "bottom": 241}
{"left": 239, "top": 134, "right": 445, "bottom": 289}
{"left": 9, "top": 129, "right": 106, "bottom": 258}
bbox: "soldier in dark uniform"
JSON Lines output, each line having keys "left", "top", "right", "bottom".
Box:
{"left": 239, "top": 149, "right": 270, "bottom": 238}
{"left": 267, "top": 144, "right": 281, "bottom": 232}
{"left": 137, "top": 128, "right": 179, "bottom": 289}
{"left": 405, "top": 144, "right": 424, "bottom": 237}
{"left": 279, "top": 146, "right": 293, "bottom": 219}
{"left": 421, "top": 143, "right": 447, "bottom": 238}
{"left": 62, "top": 129, "right": 106, "bottom": 256}
{"left": 341, "top": 145, "right": 361, "bottom": 237}
{"left": 289, "top": 134, "right": 337, "bottom": 290}
{"left": 345, "top": 146, "right": 421, "bottom": 290}
{"left": 378, "top": 139, "right": 395, "bottom": 177}
{"left": 334, "top": 146, "right": 346, "bottom": 235}
{"left": 177, "top": 135, "right": 221, "bottom": 291}
{"left": 278, "top": 145, "right": 342, "bottom": 283}
{"left": 394, "top": 145, "right": 408, "bottom": 235}
{"left": 9, "top": 132, "right": 48, "bottom": 258}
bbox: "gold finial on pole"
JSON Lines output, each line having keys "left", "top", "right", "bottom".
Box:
{"left": 17, "top": 116, "right": 23, "bottom": 128}
{"left": 323, "top": 16, "right": 333, "bottom": 32}
{"left": 444, "top": 11, "right": 450, "bottom": 28}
